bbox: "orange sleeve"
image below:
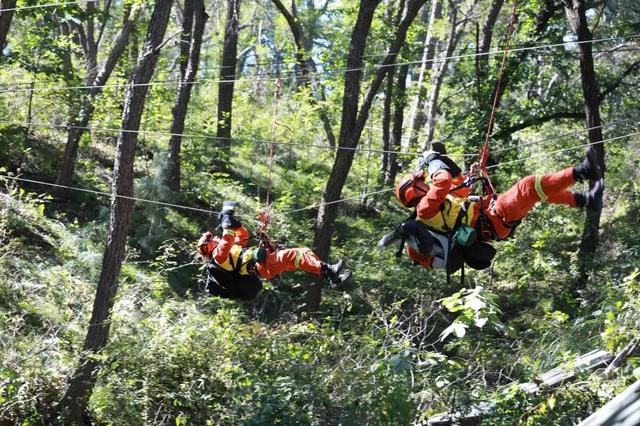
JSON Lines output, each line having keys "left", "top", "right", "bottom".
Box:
{"left": 450, "top": 175, "right": 471, "bottom": 198}
{"left": 416, "top": 170, "right": 453, "bottom": 220}
{"left": 234, "top": 226, "right": 251, "bottom": 248}
{"left": 212, "top": 231, "right": 236, "bottom": 264}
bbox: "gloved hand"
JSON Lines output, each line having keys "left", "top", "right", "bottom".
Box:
{"left": 197, "top": 231, "right": 215, "bottom": 257}
{"left": 218, "top": 201, "right": 241, "bottom": 230}
{"left": 219, "top": 212, "right": 241, "bottom": 230}
{"left": 419, "top": 150, "right": 440, "bottom": 168}
{"left": 419, "top": 150, "right": 462, "bottom": 178}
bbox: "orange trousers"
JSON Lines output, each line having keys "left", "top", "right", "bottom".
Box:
{"left": 485, "top": 167, "right": 577, "bottom": 240}
{"left": 255, "top": 248, "right": 323, "bottom": 280}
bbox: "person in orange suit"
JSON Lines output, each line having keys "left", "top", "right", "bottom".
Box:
{"left": 197, "top": 201, "right": 351, "bottom": 300}
{"left": 384, "top": 147, "right": 603, "bottom": 272}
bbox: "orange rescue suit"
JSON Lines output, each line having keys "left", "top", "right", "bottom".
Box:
{"left": 198, "top": 226, "right": 323, "bottom": 280}
{"left": 408, "top": 167, "right": 578, "bottom": 268}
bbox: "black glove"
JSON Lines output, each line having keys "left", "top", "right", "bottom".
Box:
{"left": 418, "top": 150, "right": 439, "bottom": 169}
{"left": 420, "top": 150, "right": 462, "bottom": 178}
{"left": 218, "top": 201, "right": 241, "bottom": 230}
{"left": 219, "top": 212, "right": 241, "bottom": 230}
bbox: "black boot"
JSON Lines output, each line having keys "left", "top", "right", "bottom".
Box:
{"left": 321, "top": 260, "right": 352, "bottom": 287}
{"left": 574, "top": 179, "right": 604, "bottom": 211}
{"left": 377, "top": 224, "right": 410, "bottom": 248}
{"left": 573, "top": 151, "right": 602, "bottom": 182}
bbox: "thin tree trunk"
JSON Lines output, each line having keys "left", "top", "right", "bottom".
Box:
{"left": 309, "top": 0, "right": 427, "bottom": 311}
{"left": 482, "top": 0, "right": 556, "bottom": 138}
{"left": 386, "top": 63, "right": 409, "bottom": 186}
{"left": 423, "top": 4, "right": 463, "bottom": 149}
{"left": 380, "top": 0, "right": 405, "bottom": 181}
{"left": 55, "top": 6, "right": 140, "bottom": 193}
{"left": 57, "top": 0, "right": 173, "bottom": 422}
{"left": 477, "top": 0, "right": 505, "bottom": 81}
{"left": 380, "top": 69, "right": 394, "bottom": 179}
{"left": 271, "top": 0, "right": 336, "bottom": 146}
{"left": 407, "top": 0, "right": 442, "bottom": 148}
{"left": 216, "top": 0, "right": 241, "bottom": 159}
{"left": 167, "top": 0, "right": 208, "bottom": 192}
{"left": 564, "top": 0, "right": 605, "bottom": 279}
{"left": 0, "top": 0, "right": 17, "bottom": 54}
{"left": 308, "top": 0, "right": 381, "bottom": 311}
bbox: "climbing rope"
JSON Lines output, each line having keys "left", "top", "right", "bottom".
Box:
{"left": 256, "top": 78, "right": 282, "bottom": 252}
{"left": 472, "top": 0, "right": 520, "bottom": 196}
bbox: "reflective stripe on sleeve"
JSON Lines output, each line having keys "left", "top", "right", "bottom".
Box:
{"left": 534, "top": 175, "right": 548, "bottom": 203}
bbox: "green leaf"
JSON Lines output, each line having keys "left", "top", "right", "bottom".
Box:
{"left": 453, "top": 321, "right": 467, "bottom": 338}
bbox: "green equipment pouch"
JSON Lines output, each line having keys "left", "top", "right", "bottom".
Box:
{"left": 453, "top": 224, "right": 477, "bottom": 248}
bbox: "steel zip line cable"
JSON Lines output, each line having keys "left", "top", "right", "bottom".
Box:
{"left": 1, "top": 130, "right": 637, "bottom": 217}
{"left": 0, "top": 45, "right": 636, "bottom": 91}
{"left": 0, "top": 119, "right": 471, "bottom": 157}
{"left": 0, "top": 118, "right": 634, "bottom": 158}
{"left": 486, "top": 131, "right": 640, "bottom": 169}
{"left": 0, "top": 34, "right": 637, "bottom": 95}
{"left": 0, "top": 0, "right": 95, "bottom": 13}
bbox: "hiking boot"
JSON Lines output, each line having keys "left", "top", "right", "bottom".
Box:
{"left": 377, "top": 225, "right": 409, "bottom": 249}
{"left": 573, "top": 150, "right": 602, "bottom": 182}
{"left": 574, "top": 178, "right": 604, "bottom": 211}
{"left": 321, "top": 260, "right": 352, "bottom": 287}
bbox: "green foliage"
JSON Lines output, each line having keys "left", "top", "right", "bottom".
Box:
{"left": 439, "top": 286, "right": 514, "bottom": 340}
{"left": 1, "top": 0, "right": 640, "bottom": 424}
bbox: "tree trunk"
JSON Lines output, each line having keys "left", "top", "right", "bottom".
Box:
{"left": 307, "top": 0, "right": 381, "bottom": 311}
{"left": 482, "top": 0, "right": 556, "bottom": 138}
{"left": 563, "top": 0, "right": 605, "bottom": 279}
{"left": 386, "top": 63, "right": 409, "bottom": 186}
{"left": 216, "top": 0, "right": 241, "bottom": 158}
{"left": 57, "top": 0, "right": 173, "bottom": 422}
{"left": 308, "top": 0, "right": 426, "bottom": 311}
{"left": 477, "top": 0, "right": 505, "bottom": 82}
{"left": 55, "top": 6, "right": 140, "bottom": 194}
{"left": 422, "top": 4, "right": 463, "bottom": 149}
{"left": 0, "top": 0, "right": 16, "bottom": 54}
{"left": 167, "top": 0, "right": 208, "bottom": 192}
{"left": 407, "top": 0, "right": 442, "bottom": 148}
{"left": 271, "top": 0, "right": 336, "bottom": 146}
{"left": 380, "top": 69, "right": 394, "bottom": 180}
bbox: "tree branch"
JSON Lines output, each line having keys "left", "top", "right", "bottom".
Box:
{"left": 353, "top": 0, "right": 428, "bottom": 142}
{"left": 492, "top": 112, "right": 585, "bottom": 140}
{"left": 598, "top": 59, "right": 640, "bottom": 102}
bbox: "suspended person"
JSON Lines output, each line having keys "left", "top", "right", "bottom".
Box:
{"left": 380, "top": 147, "right": 604, "bottom": 272}
{"left": 196, "top": 201, "right": 352, "bottom": 301}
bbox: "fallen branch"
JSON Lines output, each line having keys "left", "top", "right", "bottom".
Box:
{"left": 604, "top": 336, "right": 640, "bottom": 374}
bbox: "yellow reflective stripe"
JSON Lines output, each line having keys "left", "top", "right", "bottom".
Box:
{"left": 534, "top": 175, "right": 548, "bottom": 202}
{"left": 223, "top": 229, "right": 236, "bottom": 236}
